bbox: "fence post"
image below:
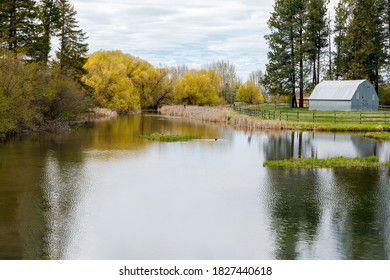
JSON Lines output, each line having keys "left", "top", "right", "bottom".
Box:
{"left": 334, "top": 113, "right": 336, "bottom": 123}
{"left": 360, "top": 113, "right": 362, "bottom": 124}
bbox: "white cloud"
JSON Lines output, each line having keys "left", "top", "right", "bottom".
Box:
{"left": 72, "top": 0, "right": 338, "bottom": 80}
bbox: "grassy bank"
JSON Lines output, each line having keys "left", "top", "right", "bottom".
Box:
{"left": 263, "top": 156, "right": 386, "bottom": 169}
{"left": 141, "top": 133, "right": 200, "bottom": 142}
{"left": 288, "top": 121, "right": 390, "bottom": 132}
{"left": 159, "top": 105, "right": 290, "bottom": 130}
{"left": 159, "top": 105, "right": 390, "bottom": 132}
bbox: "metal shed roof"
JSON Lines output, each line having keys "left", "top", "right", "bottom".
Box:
{"left": 309, "top": 80, "right": 367, "bottom": 101}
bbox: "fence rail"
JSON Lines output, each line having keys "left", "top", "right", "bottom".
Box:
{"left": 234, "top": 106, "right": 390, "bottom": 124}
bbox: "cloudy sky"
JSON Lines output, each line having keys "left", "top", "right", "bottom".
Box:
{"left": 72, "top": 0, "right": 339, "bottom": 80}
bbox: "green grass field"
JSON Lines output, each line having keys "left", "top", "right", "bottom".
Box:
{"left": 235, "top": 104, "right": 390, "bottom": 132}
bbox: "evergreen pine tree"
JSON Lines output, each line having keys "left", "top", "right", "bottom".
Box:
{"left": 265, "top": 0, "right": 293, "bottom": 106}
{"left": 265, "top": 0, "right": 309, "bottom": 108}
{"left": 0, "top": 0, "right": 38, "bottom": 55}
{"left": 33, "top": 0, "right": 60, "bottom": 64}
{"left": 304, "top": 0, "right": 329, "bottom": 86}
{"left": 333, "top": 0, "right": 386, "bottom": 92}
{"left": 56, "top": 0, "right": 88, "bottom": 79}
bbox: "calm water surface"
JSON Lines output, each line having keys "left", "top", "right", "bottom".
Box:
{"left": 0, "top": 114, "right": 389, "bottom": 260}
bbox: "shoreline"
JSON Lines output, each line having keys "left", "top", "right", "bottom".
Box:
{"left": 0, "top": 107, "right": 118, "bottom": 143}
{"left": 159, "top": 105, "right": 390, "bottom": 133}
{"left": 3, "top": 105, "right": 389, "bottom": 143}
{"left": 158, "top": 105, "right": 290, "bottom": 131}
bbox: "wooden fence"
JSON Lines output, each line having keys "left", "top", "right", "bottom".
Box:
{"left": 234, "top": 106, "right": 390, "bottom": 124}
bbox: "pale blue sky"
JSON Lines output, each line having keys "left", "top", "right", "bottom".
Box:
{"left": 72, "top": 0, "right": 339, "bottom": 80}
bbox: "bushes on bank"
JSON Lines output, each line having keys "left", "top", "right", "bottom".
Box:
{"left": 0, "top": 50, "right": 90, "bottom": 135}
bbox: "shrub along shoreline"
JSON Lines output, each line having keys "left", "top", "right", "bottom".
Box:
{"left": 0, "top": 107, "right": 118, "bottom": 143}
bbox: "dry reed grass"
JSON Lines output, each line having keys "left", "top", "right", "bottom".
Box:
{"left": 159, "top": 105, "right": 289, "bottom": 130}
{"left": 229, "top": 114, "right": 289, "bottom": 130}
{"left": 87, "top": 107, "right": 118, "bottom": 121}
{"left": 159, "top": 105, "right": 229, "bottom": 122}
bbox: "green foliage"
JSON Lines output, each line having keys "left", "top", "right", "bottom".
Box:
{"left": 305, "top": 0, "right": 329, "bottom": 86}
{"left": 56, "top": 0, "right": 88, "bottom": 79}
{"left": 0, "top": 89, "right": 14, "bottom": 134}
{"left": 173, "top": 69, "right": 223, "bottom": 106}
{"left": 264, "top": 0, "right": 295, "bottom": 96}
{"left": 263, "top": 156, "right": 382, "bottom": 168}
{"left": 333, "top": 0, "right": 386, "bottom": 91}
{"left": 35, "top": 77, "right": 90, "bottom": 121}
{"left": 0, "top": 0, "right": 38, "bottom": 54}
{"left": 378, "top": 85, "right": 390, "bottom": 105}
{"left": 141, "top": 133, "right": 200, "bottom": 142}
{"left": 236, "top": 81, "right": 264, "bottom": 104}
{"left": 0, "top": 50, "right": 90, "bottom": 135}
{"left": 33, "top": 0, "right": 61, "bottom": 64}
{"left": 264, "top": 0, "right": 329, "bottom": 106}
{"left": 364, "top": 132, "right": 390, "bottom": 140}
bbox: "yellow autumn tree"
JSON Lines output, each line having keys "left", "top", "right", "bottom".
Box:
{"left": 132, "top": 66, "right": 174, "bottom": 109}
{"left": 236, "top": 81, "right": 264, "bottom": 104}
{"left": 174, "top": 69, "right": 223, "bottom": 105}
{"left": 82, "top": 50, "right": 141, "bottom": 113}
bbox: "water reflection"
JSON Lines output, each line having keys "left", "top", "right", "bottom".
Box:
{"left": 1, "top": 115, "right": 390, "bottom": 259}
{"left": 263, "top": 131, "right": 388, "bottom": 161}
{"left": 264, "top": 168, "right": 323, "bottom": 259}
{"left": 330, "top": 169, "right": 389, "bottom": 259}
{"left": 261, "top": 131, "right": 390, "bottom": 259}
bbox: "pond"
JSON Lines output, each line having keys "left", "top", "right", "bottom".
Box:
{"left": 0, "top": 114, "right": 389, "bottom": 260}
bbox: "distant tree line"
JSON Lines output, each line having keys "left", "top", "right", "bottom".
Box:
{"left": 264, "top": 0, "right": 390, "bottom": 107}
{"left": 82, "top": 51, "right": 265, "bottom": 113}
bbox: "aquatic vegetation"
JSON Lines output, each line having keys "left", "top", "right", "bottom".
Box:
{"left": 263, "top": 156, "right": 384, "bottom": 169}
{"left": 141, "top": 133, "right": 200, "bottom": 142}
{"left": 364, "top": 132, "right": 390, "bottom": 140}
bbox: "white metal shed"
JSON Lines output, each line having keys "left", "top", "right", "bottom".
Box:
{"left": 309, "top": 80, "right": 379, "bottom": 111}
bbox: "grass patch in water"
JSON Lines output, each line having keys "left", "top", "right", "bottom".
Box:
{"left": 364, "top": 132, "right": 390, "bottom": 140}
{"left": 263, "top": 156, "right": 383, "bottom": 169}
{"left": 142, "top": 133, "right": 200, "bottom": 142}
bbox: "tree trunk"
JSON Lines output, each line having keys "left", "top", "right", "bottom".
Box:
{"left": 299, "top": 26, "right": 304, "bottom": 108}
{"left": 291, "top": 30, "right": 297, "bottom": 108}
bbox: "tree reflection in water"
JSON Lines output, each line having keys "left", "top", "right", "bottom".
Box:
{"left": 262, "top": 131, "right": 390, "bottom": 259}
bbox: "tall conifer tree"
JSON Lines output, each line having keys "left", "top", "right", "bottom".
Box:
{"left": 0, "top": 0, "right": 38, "bottom": 55}
{"left": 33, "top": 0, "right": 60, "bottom": 64}
{"left": 56, "top": 0, "right": 88, "bottom": 79}
{"left": 333, "top": 0, "right": 386, "bottom": 92}
{"left": 305, "top": 0, "right": 329, "bottom": 86}
{"left": 264, "top": 0, "right": 297, "bottom": 107}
